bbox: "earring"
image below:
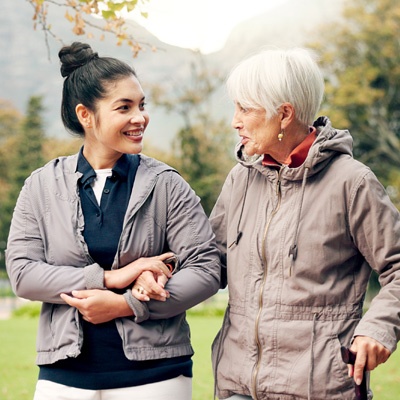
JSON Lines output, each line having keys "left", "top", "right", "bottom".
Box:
{"left": 278, "top": 130, "right": 284, "bottom": 141}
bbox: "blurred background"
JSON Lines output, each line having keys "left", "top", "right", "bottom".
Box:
{"left": 2, "top": 0, "right": 399, "bottom": 289}
{"left": 1, "top": 1, "right": 400, "bottom": 398}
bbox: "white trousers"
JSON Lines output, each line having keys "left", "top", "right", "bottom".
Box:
{"left": 33, "top": 375, "right": 192, "bottom": 400}
{"left": 224, "top": 395, "right": 252, "bottom": 400}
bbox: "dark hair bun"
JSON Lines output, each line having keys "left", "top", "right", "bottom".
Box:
{"left": 59, "top": 42, "right": 99, "bottom": 78}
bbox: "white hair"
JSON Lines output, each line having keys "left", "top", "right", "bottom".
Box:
{"left": 226, "top": 47, "right": 324, "bottom": 125}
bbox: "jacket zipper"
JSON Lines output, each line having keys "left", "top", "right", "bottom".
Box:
{"left": 251, "top": 169, "right": 283, "bottom": 399}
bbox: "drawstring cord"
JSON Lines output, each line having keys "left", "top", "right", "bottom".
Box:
{"left": 228, "top": 169, "right": 250, "bottom": 248}
{"left": 288, "top": 166, "right": 310, "bottom": 276}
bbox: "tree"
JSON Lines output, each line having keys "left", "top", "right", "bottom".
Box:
{"left": 0, "top": 100, "right": 23, "bottom": 183}
{"left": 149, "top": 53, "right": 235, "bottom": 215}
{"left": 311, "top": 0, "right": 400, "bottom": 187}
{"left": 310, "top": 0, "right": 400, "bottom": 298}
{"left": 27, "top": 0, "right": 151, "bottom": 57}
{"left": 0, "top": 96, "right": 46, "bottom": 270}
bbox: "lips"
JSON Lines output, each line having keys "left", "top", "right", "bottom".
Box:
{"left": 240, "top": 136, "right": 249, "bottom": 145}
{"left": 124, "top": 130, "right": 143, "bottom": 137}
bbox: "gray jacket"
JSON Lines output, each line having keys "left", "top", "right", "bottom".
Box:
{"left": 210, "top": 117, "right": 400, "bottom": 400}
{"left": 6, "top": 153, "right": 220, "bottom": 365}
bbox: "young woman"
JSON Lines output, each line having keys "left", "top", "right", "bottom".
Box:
{"left": 6, "top": 42, "right": 220, "bottom": 400}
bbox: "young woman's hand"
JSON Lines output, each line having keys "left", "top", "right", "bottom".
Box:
{"left": 104, "top": 252, "right": 173, "bottom": 290}
{"left": 60, "top": 289, "right": 133, "bottom": 324}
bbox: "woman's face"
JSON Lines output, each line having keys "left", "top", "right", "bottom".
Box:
{"left": 232, "top": 102, "right": 281, "bottom": 157}
{"left": 83, "top": 74, "right": 149, "bottom": 168}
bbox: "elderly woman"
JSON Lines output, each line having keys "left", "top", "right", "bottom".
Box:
{"left": 210, "top": 48, "right": 400, "bottom": 400}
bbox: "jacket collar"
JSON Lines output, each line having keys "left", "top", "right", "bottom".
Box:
{"left": 235, "top": 116, "right": 354, "bottom": 181}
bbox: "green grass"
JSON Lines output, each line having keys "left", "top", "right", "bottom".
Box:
{"left": 0, "top": 312, "right": 222, "bottom": 400}
{"left": 0, "top": 318, "right": 39, "bottom": 400}
{"left": 1, "top": 312, "right": 399, "bottom": 400}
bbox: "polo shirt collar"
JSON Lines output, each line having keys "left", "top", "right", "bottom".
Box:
{"left": 76, "top": 147, "right": 130, "bottom": 186}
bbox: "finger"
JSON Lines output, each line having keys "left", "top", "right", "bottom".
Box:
{"left": 136, "top": 272, "right": 169, "bottom": 298}
{"left": 146, "top": 293, "right": 169, "bottom": 302}
{"left": 353, "top": 351, "right": 367, "bottom": 385}
{"left": 70, "top": 290, "right": 94, "bottom": 299}
{"left": 157, "top": 274, "right": 169, "bottom": 288}
{"left": 139, "top": 262, "right": 172, "bottom": 278}
{"left": 145, "top": 279, "right": 169, "bottom": 298}
{"left": 347, "top": 364, "right": 354, "bottom": 378}
{"left": 156, "top": 262, "right": 173, "bottom": 277}
{"left": 132, "top": 286, "right": 150, "bottom": 302}
{"left": 60, "top": 293, "right": 81, "bottom": 307}
{"left": 157, "top": 252, "right": 175, "bottom": 261}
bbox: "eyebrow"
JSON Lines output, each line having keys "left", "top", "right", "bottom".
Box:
{"left": 113, "top": 96, "right": 146, "bottom": 105}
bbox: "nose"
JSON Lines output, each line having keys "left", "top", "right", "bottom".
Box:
{"left": 231, "top": 110, "right": 242, "bottom": 130}
{"left": 130, "top": 109, "right": 147, "bottom": 124}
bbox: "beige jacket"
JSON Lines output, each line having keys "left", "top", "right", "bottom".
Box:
{"left": 210, "top": 117, "right": 400, "bottom": 400}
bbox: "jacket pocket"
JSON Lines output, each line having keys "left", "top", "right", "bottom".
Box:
{"left": 264, "top": 319, "right": 355, "bottom": 399}
{"left": 36, "top": 303, "right": 80, "bottom": 358}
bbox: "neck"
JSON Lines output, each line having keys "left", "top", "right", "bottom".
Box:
{"left": 272, "top": 122, "right": 310, "bottom": 164}
{"left": 83, "top": 146, "right": 121, "bottom": 170}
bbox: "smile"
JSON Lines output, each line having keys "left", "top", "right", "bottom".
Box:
{"left": 124, "top": 130, "right": 143, "bottom": 137}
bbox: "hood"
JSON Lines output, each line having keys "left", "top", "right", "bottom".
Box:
{"left": 234, "top": 116, "right": 353, "bottom": 181}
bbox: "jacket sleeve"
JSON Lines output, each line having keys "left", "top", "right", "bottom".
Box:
{"left": 5, "top": 173, "right": 106, "bottom": 304}
{"left": 350, "top": 170, "right": 400, "bottom": 353}
{"left": 138, "top": 172, "right": 221, "bottom": 321}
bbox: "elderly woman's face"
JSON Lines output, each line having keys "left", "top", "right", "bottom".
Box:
{"left": 232, "top": 102, "right": 281, "bottom": 156}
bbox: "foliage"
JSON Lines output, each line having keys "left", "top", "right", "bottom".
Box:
{"left": 27, "top": 0, "right": 151, "bottom": 57}
{"left": 0, "top": 101, "right": 23, "bottom": 237}
{"left": 0, "top": 100, "right": 23, "bottom": 142}
{"left": 148, "top": 53, "right": 236, "bottom": 215}
{"left": 12, "top": 302, "right": 42, "bottom": 318}
{"left": 311, "top": 0, "right": 400, "bottom": 187}
{"left": 0, "top": 97, "right": 47, "bottom": 269}
{"left": 43, "top": 136, "right": 82, "bottom": 160}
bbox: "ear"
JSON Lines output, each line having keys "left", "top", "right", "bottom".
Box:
{"left": 75, "top": 104, "right": 93, "bottom": 129}
{"left": 279, "top": 103, "right": 295, "bottom": 129}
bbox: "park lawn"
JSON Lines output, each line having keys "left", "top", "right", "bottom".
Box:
{"left": 0, "top": 317, "right": 38, "bottom": 400}
{"left": 1, "top": 315, "right": 399, "bottom": 400}
{"left": 0, "top": 315, "right": 222, "bottom": 400}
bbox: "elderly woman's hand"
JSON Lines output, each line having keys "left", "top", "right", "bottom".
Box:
{"left": 131, "top": 270, "right": 170, "bottom": 302}
{"left": 348, "top": 335, "right": 391, "bottom": 385}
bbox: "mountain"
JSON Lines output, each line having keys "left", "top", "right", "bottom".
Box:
{"left": 213, "top": 0, "right": 344, "bottom": 66}
{"left": 0, "top": 0, "right": 344, "bottom": 149}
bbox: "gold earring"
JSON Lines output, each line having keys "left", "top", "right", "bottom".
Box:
{"left": 278, "top": 130, "right": 284, "bottom": 141}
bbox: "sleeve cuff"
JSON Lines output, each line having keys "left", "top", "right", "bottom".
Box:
{"left": 84, "top": 263, "right": 106, "bottom": 289}
{"left": 123, "top": 289, "right": 150, "bottom": 323}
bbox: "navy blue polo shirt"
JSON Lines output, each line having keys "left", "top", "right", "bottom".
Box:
{"left": 39, "top": 149, "right": 192, "bottom": 389}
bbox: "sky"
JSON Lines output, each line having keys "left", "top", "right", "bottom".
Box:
{"left": 128, "top": 0, "right": 288, "bottom": 54}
